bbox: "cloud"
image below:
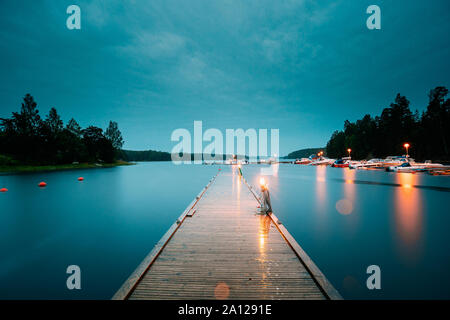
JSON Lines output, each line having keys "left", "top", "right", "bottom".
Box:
{"left": 118, "top": 31, "right": 187, "bottom": 59}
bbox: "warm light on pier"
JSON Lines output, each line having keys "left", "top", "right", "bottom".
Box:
{"left": 347, "top": 148, "right": 352, "bottom": 157}
{"left": 259, "top": 177, "right": 266, "bottom": 187}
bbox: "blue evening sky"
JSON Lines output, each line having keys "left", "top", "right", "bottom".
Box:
{"left": 0, "top": 0, "right": 449, "bottom": 155}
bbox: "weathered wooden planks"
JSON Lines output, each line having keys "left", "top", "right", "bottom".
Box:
{"left": 113, "top": 168, "right": 342, "bottom": 300}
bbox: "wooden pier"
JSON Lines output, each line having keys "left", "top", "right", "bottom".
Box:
{"left": 113, "top": 169, "right": 342, "bottom": 300}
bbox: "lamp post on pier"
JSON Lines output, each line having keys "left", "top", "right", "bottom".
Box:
{"left": 259, "top": 177, "right": 272, "bottom": 215}
{"left": 403, "top": 143, "right": 410, "bottom": 158}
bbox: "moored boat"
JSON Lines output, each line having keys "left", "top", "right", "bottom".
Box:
{"left": 294, "top": 158, "right": 312, "bottom": 165}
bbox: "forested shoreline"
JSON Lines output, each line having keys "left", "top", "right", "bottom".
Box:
{"left": 326, "top": 86, "right": 450, "bottom": 161}
{"left": 0, "top": 94, "right": 124, "bottom": 165}
{"left": 2, "top": 87, "right": 449, "bottom": 167}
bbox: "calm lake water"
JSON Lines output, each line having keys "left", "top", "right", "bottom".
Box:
{"left": 1, "top": 162, "right": 449, "bottom": 299}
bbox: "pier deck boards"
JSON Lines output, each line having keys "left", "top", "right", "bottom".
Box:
{"left": 114, "top": 169, "right": 341, "bottom": 300}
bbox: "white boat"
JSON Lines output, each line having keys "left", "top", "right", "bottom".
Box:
{"left": 387, "top": 161, "right": 446, "bottom": 172}
{"left": 294, "top": 158, "right": 311, "bottom": 165}
{"left": 349, "top": 158, "right": 384, "bottom": 169}
{"left": 310, "top": 157, "right": 335, "bottom": 166}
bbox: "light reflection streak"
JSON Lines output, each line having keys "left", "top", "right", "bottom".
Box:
{"left": 343, "top": 168, "right": 356, "bottom": 202}
{"left": 315, "top": 165, "right": 327, "bottom": 214}
{"left": 394, "top": 173, "right": 423, "bottom": 261}
{"left": 258, "top": 215, "right": 272, "bottom": 253}
{"left": 258, "top": 215, "right": 272, "bottom": 289}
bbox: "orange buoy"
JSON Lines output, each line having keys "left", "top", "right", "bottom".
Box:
{"left": 78, "top": 177, "right": 84, "bottom": 181}
{"left": 38, "top": 182, "right": 47, "bottom": 187}
{"left": 0, "top": 188, "right": 7, "bottom": 192}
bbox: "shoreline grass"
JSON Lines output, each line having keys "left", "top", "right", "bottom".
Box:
{"left": 0, "top": 160, "right": 134, "bottom": 174}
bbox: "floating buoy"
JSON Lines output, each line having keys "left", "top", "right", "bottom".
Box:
{"left": 38, "top": 182, "right": 47, "bottom": 187}
{"left": 218, "top": 168, "right": 221, "bottom": 171}
{"left": 78, "top": 177, "right": 84, "bottom": 181}
{"left": 0, "top": 188, "right": 7, "bottom": 192}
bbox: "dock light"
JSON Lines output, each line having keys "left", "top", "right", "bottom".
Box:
{"left": 258, "top": 177, "right": 272, "bottom": 214}
{"left": 347, "top": 148, "right": 352, "bottom": 157}
{"left": 404, "top": 143, "right": 410, "bottom": 157}
{"left": 259, "top": 177, "right": 266, "bottom": 188}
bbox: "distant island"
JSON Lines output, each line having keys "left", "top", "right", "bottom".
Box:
{"left": 284, "top": 148, "right": 324, "bottom": 159}
{"left": 119, "top": 150, "right": 171, "bottom": 162}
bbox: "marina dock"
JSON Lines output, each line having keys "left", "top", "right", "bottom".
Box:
{"left": 113, "top": 168, "right": 342, "bottom": 300}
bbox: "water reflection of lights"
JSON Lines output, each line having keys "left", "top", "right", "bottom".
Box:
{"left": 343, "top": 168, "right": 355, "bottom": 194}
{"left": 315, "top": 166, "right": 327, "bottom": 213}
{"left": 394, "top": 173, "right": 423, "bottom": 260}
{"left": 337, "top": 169, "right": 356, "bottom": 216}
{"left": 271, "top": 163, "right": 279, "bottom": 176}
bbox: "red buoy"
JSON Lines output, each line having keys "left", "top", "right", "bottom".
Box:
{"left": 78, "top": 177, "right": 84, "bottom": 181}
{"left": 38, "top": 182, "right": 47, "bottom": 187}
{"left": 218, "top": 168, "right": 221, "bottom": 171}
{"left": 0, "top": 188, "right": 7, "bottom": 192}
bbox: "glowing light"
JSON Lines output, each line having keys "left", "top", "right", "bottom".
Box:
{"left": 403, "top": 143, "right": 410, "bottom": 157}
{"left": 260, "top": 177, "right": 266, "bottom": 186}
{"left": 260, "top": 235, "right": 265, "bottom": 248}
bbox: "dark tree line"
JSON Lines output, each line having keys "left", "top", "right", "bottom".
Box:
{"left": 119, "top": 149, "right": 171, "bottom": 161}
{"left": 326, "top": 86, "right": 450, "bottom": 161}
{"left": 0, "top": 94, "right": 124, "bottom": 165}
